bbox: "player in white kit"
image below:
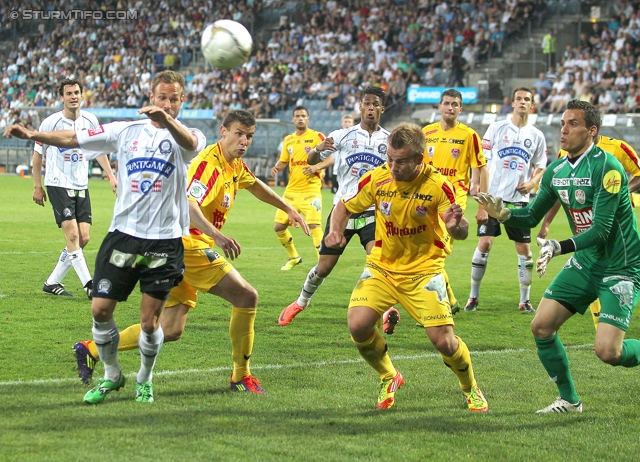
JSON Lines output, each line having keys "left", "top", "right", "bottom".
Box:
{"left": 466, "top": 88, "right": 547, "bottom": 313}
{"left": 33, "top": 79, "right": 116, "bottom": 298}
{"left": 279, "top": 87, "right": 390, "bottom": 326}
{"left": 6, "top": 70, "right": 207, "bottom": 404}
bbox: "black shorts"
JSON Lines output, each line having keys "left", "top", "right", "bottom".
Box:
{"left": 93, "top": 230, "right": 185, "bottom": 302}
{"left": 319, "top": 208, "right": 376, "bottom": 256}
{"left": 47, "top": 186, "right": 92, "bottom": 227}
{"left": 477, "top": 201, "right": 531, "bottom": 243}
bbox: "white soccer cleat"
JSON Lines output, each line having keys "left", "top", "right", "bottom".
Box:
{"left": 535, "top": 397, "right": 583, "bottom": 414}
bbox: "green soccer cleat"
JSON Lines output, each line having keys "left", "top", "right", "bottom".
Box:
{"left": 281, "top": 256, "right": 302, "bottom": 271}
{"left": 83, "top": 374, "right": 126, "bottom": 404}
{"left": 463, "top": 385, "right": 489, "bottom": 412}
{"left": 135, "top": 382, "right": 154, "bottom": 403}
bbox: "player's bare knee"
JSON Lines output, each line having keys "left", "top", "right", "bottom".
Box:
{"left": 239, "top": 286, "right": 258, "bottom": 307}
{"left": 430, "top": 334, "right": 458, "bottom": 357}
{"left": 530, "top": 318, "right": 554, "bottom": 338}
{"left": 163, "top": 327, "right": 183, "bottom": 342}
{"left": 594, "top": 345, "right": 621, "bottom": 365}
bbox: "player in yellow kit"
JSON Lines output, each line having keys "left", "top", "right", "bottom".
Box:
{"left": 421, "top": 88, "right": 489, "bottom": 314}
{"left": 271, "top": 106, "right": 326, "bottom": 270}
{"left": 73, "top": 111, "right": 309, "bottom": 392}
{"left": 325, "top": 123, "right": 488, "bottom": 412}
{"left": 538, "top": 134, "right": 640, "bottom": 328}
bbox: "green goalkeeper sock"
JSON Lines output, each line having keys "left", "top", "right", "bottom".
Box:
{"left": 616, "top": 339, "right": 640, "bottom": 367}
{"left": 535, "top": 334, "right": 580, "bottom": 404}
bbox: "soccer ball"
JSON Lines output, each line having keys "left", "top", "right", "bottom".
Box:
{"left": 201, "top": 20, "right": 252, "bottom": 70}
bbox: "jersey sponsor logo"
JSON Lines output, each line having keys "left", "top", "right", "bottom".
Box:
{"left": 288, "top": 147, "right": 294, "bottom": 155}
{"left": 221, "top": 193, "right": 231, "bottom": 209}
{"left": 345, "top": 152, "right": 385, "bottom": 168}
{"left": 425, "top": 137, "right": 439, "bottom": 144}
{"left": 434, "top": 166, "right": 458, "bottom": 178}
{"left": 568, "top": 207, "right": 593, "bottom": 233}
{"left": 375, "top": 178, "right": 394, "bottom": 187}
{"left": 427, "top": 146, "right": 435, "bottom": 158}
{"left": 603, "top": 170, "right": 622, "bottom": 193}
{"left": 524, "top": 139, "right": 532, "bottom": 148}
{"left": 424, "top": 129, "right": 438, "bottom": 136}
{"left": 132, "top": 177, "right": 162, "bottom": 194}
{"left": 64, "top": 151, "right": 83, "bottom": 163}
{"left": 415, "top": 205, "right": 427, "bottom": 216}
{"left": 575, "top": 189, "right": 585, "bottom": 204}
{"left": 378, "top": 144, "right": 387, "bottom": 154}
{"left": 497, "top": 146, "right": 531, "bottom": 162}
{"left": 451, "top": 148, "right": 460, "bottom": 159}
{"left": 126, "top": 158, "right": 176, "bottom": 178}
{"left": 304, "top": 145, "right": 311, "bottom": 153}
{"left": 449, "top": 138, "right": 464, "bottom": 145}
{"left": 380, "top": 201, "right": 392, "bottom": 216}
{"left": 376, "top": 190, "right": 399, "bottom": 197}
{"left": 553, "top": 177, "right": 592, "bottom": 186}
{"left": 384, "top": 221, "right": 428, "bottom": 237}
{"left": 482, "top": 139, "right": 491, "bottom": 150}
{"left": 291, "top": 159, "right": 309, "bottom": 167}
{"left": 412, "top": 193, "right": 433, "bottom": 201}
{"left": 87, "top": 126, "right": 104, "bottom": 136}
{"left": 558, "top": 190, "right": 570, "bottom": 204}
{"left": 159, "top": 139, "right": 172, "bottom": 154}
{"left": 610, "top": 280, "right": 634, "bottom": 308}
{"left": 351, "top": 297, "right": 368, "bottom": 302}
{"left": 188, "top": 179, "right": 208, "bottom": 200}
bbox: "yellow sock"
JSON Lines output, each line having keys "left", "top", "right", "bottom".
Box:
{"left": 230, "top": 307, "right": 256, "bottom": 382}
{"left": 353, "top": 330, "right": 396, "bottom": 381}
{"left": 443, "top": 270, "right": 457, "bottom": 307}
{"left": 87, "top": 323, "right": 141, "bottom": 358}
{"left": 441, "top": 336, "right": 476, "bottom": 390}
{"left": 590, "top": 299, "right": 601, "bottom": 330}
{"left": 310, "top": 226, "right": 324, "bottom": 258}
{"left": 276, "top": 229, "right": 299, "bottom": 259}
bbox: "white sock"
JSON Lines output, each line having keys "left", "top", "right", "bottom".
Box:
{"left": 46, "top": 248, "right": 72, "bottom": 285}
{"left": 137, "top": 326, "right": 164, "bottom": 384}
{"left": 470, "top": 247, "right": 489, "bottom": 299}
{"left": 518, "top": 254, "right": 533, "bottom": 303}
{"left": 297, "top": 266, "right": 325, "bottom": 308}
{"left": 92, "top": 318, "right": 121, "bottom": 382}
{"left": 68, "top": 248, "right": 92, "bottom": 286}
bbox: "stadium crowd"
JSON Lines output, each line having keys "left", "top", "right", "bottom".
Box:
{"left": 1, "top": 0, "right": 551, "bottom": 130}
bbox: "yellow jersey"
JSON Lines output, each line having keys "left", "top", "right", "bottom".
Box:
{"left": 183, "top": 142, "right": 256, "bottom": 250}
{"left": 280, "top": 129, "right": 326, "bottom": 193}
{"left": 558, "top": 135, "right": 640, "bottom": 178}
{"left": 422, "top": 122, "right": 486, "bottom": 194}
{"left": 343, "top": 163, "right": 456, "bottom": 275}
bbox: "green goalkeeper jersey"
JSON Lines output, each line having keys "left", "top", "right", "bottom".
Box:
{"left": 508, "top": 144, "right": 640, "bottom": 276}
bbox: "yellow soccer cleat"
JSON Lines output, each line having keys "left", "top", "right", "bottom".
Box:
{"left": 463, "top": 385, "right": 488, "bottom": 412}
{"left": 281, "top": 256, "right": 302, "bottom": 271}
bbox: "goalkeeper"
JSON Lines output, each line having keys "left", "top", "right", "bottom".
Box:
{"left": 476, "top": 100, "right": 640, "bottom": 414}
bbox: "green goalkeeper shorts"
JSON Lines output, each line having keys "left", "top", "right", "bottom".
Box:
{"left": 544, "top": 257, "right": 640, "bottom": 331}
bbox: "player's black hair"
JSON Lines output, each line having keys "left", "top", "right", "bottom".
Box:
{"left": 388, "top": 123, "right": 425, "bottom": 158}
{"left": 511, "top": 87, "right": 534, "bottom": 102}
{"left": 292, "top": 105, "right": 309, "bottom": 116}
{"left": 362, "top": 86, "right": 387, "bottom": 107}
{"left": 566, "top": 99, "right": 602, "bottom": 131}
{"left": 440, "top": 88, "right": 462, "bottom": 104}
{"left": 223, "top": 110, "right": 256, "bottom": 128}
{"left": 58, "top": 79, "right": 83, "bottom": 96}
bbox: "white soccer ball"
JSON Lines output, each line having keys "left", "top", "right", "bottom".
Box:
{"left": 201, "top": 20, "right": 252, "bottom": 70}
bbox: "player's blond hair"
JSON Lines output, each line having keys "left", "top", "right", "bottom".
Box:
{"left": 151, "top": 70, "right": 186, "bottom": 95}
{"left": 388, "top": 123, "right": 426, "bottom": 158}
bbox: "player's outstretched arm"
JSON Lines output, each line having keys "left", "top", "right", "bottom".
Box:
{"left": 138, "top": 106, "right": 199, "bottom": 151}
{"left": 474, "top": 193, "right": 511, "bottom": 222}
{"left": 188, "top": 201, "right": 241, "bottom": 260}
{"left": 308, "top": 137, "right": 336, "bottom": 165}
{"left": 325, "top": 201, "right": 350, "bottom": 248}
{"left": 247, "top": 178, "right": 310, "bottom": 235}
{"left": 5, "top": 124, "right": 79, "bottom": 148}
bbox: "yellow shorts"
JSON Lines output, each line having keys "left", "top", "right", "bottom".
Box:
{"left": 455, "top": 184, "right": 469, "bottom": 212}
{"left": 348, "top": 264, "right": 454, "bottom": 328}
{"left": 274, "top": 191, "right": 322, "bottom": 226}
{"left": 166, "top": 247, "right": 233, "bottom": 309}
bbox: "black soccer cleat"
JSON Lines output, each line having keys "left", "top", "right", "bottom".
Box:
{"left": 43, "top": 282, "right": 72, "bottom": 296}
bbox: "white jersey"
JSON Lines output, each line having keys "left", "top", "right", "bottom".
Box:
{"left": 35, "top": 110, "right": 101, "bottom": 189}
{"left": 76, "top": 120, "right": 206, "bottom": 240}
{"left": 320, "top": 123, "right": 390, "bottom": 206}
{"left": 482, "top": 117, "right": 547, "bottom": 202}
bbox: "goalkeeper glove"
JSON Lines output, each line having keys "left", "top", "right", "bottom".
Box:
{"left": 536, "top": 237, "right": 561, "bottom": 277}
{"left": 474, "top": 193, "right": 511, "bottom": 222}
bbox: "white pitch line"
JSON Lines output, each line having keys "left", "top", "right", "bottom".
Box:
{"left": 0, "top": 344, "right": 592, "bottom": 387}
